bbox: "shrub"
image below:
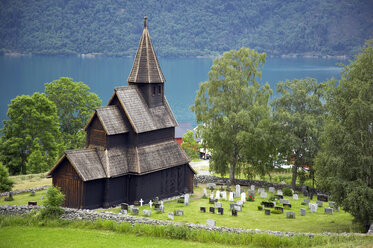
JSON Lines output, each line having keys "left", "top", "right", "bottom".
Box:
{"left": 258, "top": 206, "right": 263, "bottom": 211}
{"left": 271, "top": 210, "right": 282, "bottom": 214}
{"left": 177, "top": 198, "right": 184, "bottom": 203}
{"left": 283, "top": 187, "right": 293, "bottom": 196}
{"left": 4, "top": 195, "right": 14, "bottom": 201}
{"left": 40, "top": 186, "right": 65, "bottom": 218}
{"left": 246, "top": 195, "right": 255, "bottom": 201}
{"left": 0, "top": 162, "right": 14, "bottom": 193}
{"left": 268, "top": 195, "right": 276, "bottom": 201}
{"left": 301, "top": 202, "right": 307, "bottom": 205}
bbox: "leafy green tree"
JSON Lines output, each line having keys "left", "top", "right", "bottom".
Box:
{"left": 272, "top": 78, "right": 326, "bottom": 188}
{"left": 181, "top": 130, "right": 200, "bottom": 160}
{"left": 315, "top": 41, "right": 373, "bottom": 226}
{"left": 0, "top": 162, "right": 14, "bottom": 192}
{"left": 45, "top": 77, "right": 101, "bottom": 149}
{"left": 26, "top": 139, "right": 49, "bottom": 174}
{"left": 192, "top": 47, "right": 272, "bottom": 183}
{"left": 0, "top": 93, "right": 61, "bottom": 175}
{"left": 40, "top": 186, "right": 65, "bottom": 218}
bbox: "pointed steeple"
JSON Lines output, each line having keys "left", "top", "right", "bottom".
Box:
{"left": 128, "top": 17, "right": 165, "bottom": 84}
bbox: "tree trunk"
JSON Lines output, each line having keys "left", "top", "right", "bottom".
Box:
{"left": 230, "top": 162, "right": 236, "bottom": 185}
{"left": 291, "top": 164, "right": 298, "bottom": 189}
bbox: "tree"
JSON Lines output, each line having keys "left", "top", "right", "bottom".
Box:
{"left": 45, "top": 77, "right": 101, "bottom": 149}
{"left": 0, "top": 93, "right": 61, "bottom": 175}
{"left": 40, "top": 186, "right": 65, "bottom": 218}
{"left": 192, "top": 47, "right": 272, "bottom": 183}
{"left": 315, "top": 41, "right": 373, "bottom": 226}
{"left": 181, "top": 130, "right": 200, "bottom": 160}
{"left": 0, "top": 162, "right": 14, "bottom": 192}
{"left": 272, "top": 78, "right": 326, "bottom": 188}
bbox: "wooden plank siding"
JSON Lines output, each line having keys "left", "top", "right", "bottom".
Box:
{"left": 53, "top": 159, "right": 84, "bottom": 209}
{"left": 87, "top": 116, "right": 107, "bottom": 148}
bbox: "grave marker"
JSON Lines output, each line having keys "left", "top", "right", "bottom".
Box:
{"left": 184, "top": 194, "right": 190, "bottom": 206}
{"left": 268, "top": 187, "right": 275, "bottom": 193}
{"left": 168, "top": 213, "right": 174, "bottom": 220}
{"left": 132, "top": 208, "right": 139, "bottom": 215}
{"left": 214, "top": 202, "right": 222, "bottom": 208}
{"left": 275, "top": 206, "right": 283, "bottom": 213}
{"left": 279, "top": 199, "right": 289, "bottom": 204}
{"left": 283, "top": 203, "right": 292, "bottom": 208}
{"left": 325, "top": 207, "right": 333, "bottom": 214}
{"left": 293, "top": 194, "right": 299, "bottom": 200}
{"left": 304, "top": 199, "right": 310, "bottom": 204}
{"left": 286, "top": 211, "right": 295, "bottom": 219}
{"left": 316, "top": 200, "right": 323, "bottom": 207}
{"left": 206, "top": 219, "right": 216, "bottom": 227}
{"left": 203, "top": 188, "right": 208, "bottom": 197}
{"left": 235, "top": 185, "right": 240, "bottom": 198}
{"left": 317, "top": 194, "right": 329, "bottom": 202}
{"left": 121, "top": 203, "right": 129, "bottom": 210}
{"left": 209, "top": 207, "right": 215, "bottom": 214}
{"left": 251, "top": 185, "right": 255, "bottom": 191}
{"left": 175, "top": 209, "right": 184, "bottom": 216}
{"left": 275, "top": 194, "right": 283, "bottom": 199}
{"left": 264, "top": 209, "right": 271, "bottom": 215}
{"left": 300, "top": 208, "right": 306, "bottom": 216}
{"left": 200, "top": 207, "right": 206, "bottom": 213}
{"left": 222, "top": 191, "right": 227, "bottom": 200}
{"left": 149, "top": 200, "right": 153, "bottom": 208}
{"left": 309, "top": 203, "right": 318, "bottom": 213}
{"left": 218, "top": 207, "right": 224, "bottom": 215}
{"left": 232, "top": 209, "right": 237, "bottom": 216}
{"left": 215, "top": 190, "right": 221, "bottom": 200}
{"left": 260, "top": 192, "right": 267, "bottom": 198}
{"left": 229, "top": 192, "right": 234, "bottom": 201}
{"left": 139, "top": 199, "right": 144, "bottom": 206}
{"left": 142, "top": 209, "right": 151, "bottom": 217}
{"left": 241, "top": 192, "right": 246, "bottom": 202}
{"left": 277, "top": 190, "right": 283, "bottom": 196}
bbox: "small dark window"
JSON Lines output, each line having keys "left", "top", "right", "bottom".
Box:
{"left": 158, "top": 85, "right": 161, "bottom": 95}
{"left": 152, "top": 86, "right": 156, "bottom": 96}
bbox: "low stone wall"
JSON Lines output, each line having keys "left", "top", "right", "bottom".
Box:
{"left": 194, "top": 175, "right": 324, "bottom": 194}
{"left": 0, "top": 185, "right": 50, "bottom": 197}
{"left": 0, "top": 205, "right": 365, "bottom": 237}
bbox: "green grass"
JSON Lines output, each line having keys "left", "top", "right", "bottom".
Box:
{"left": 9, "top": 173, "right": 51, "bottom": 190}
{"left": 0, "top": 226, "right": 241, "bottom": 248}
{"left": 0, "top": 189, "right": 47, "bottom": 206}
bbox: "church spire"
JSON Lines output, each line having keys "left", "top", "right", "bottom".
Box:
{"left": 128, "top": 17, "right": 165, "bottom": 84}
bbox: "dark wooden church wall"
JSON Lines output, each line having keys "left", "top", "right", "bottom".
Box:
{"left": 107, "top": 133, "right": 129, "bottom": 148}
{"left": 184, "top": 165, "right": 194, "bottom": 193}
{"left": 52, "top": 159, "right": 84, "bottom": 209}
{"left": 133, "top": 83, "right": 164, "bottom": 108}
{"left": 83, "top": 179, "right": 105, "bottom": 209}
{"left": 86, "top": 116, "right": 106, "bottom": 148}
{"left": 137, "top": 127, "right": 174, "bottom": 146}
{"left": 106, "top": 176, "right": 127, "bottom": 206}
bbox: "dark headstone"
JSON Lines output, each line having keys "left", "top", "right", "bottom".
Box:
{"left": 134, "top": 201, "right": 140, "bottom": 206}
{"left": 275, "top": 194, "right": 283, "bottom": 199}
{"left": 232, "top": 209, "right": 237, "bottom": 216}
{"left": 317, "top": 194, "right": 329, "bottom": 202}
{"left": 309, "top": 192, "right": 314, "bottom": 200}
{"left": 31, "top": 190, "right": 35, "bottom": 196}
{"left": 154, "top": 203, "right": 161, "bottom": 209}
{"left": 265, "top": 209, "right": 271, "bottom": 215}
{"left": 209, "top": 207, "right": 215, "bottom": 214}
{"left": 324, "top": 207, "right": 333, "bottom": 214}
{"left": 200, "top": 207, "right": 206, "bottom": 213}
{"left": 300, "top": 208, "right": 306, "bottom": 216}
{"left": 218, "top": 207, "right": 224, "bottom": 215}
{"left": 261, "top": 201, "right": 275, "bottom": 208}
{"left": 220, "top": 186, "right": 224, "bottom": 191}
{"left": 209, "top": 198, "right": 215, "bottom": 204}
{"left": 121, "top": 203, "right": 129, "bottom": 210}
{"left": 9, "top": 192, "right": 13, "bottom": 198}
{"left": 274, "top": 206, "right": 283, "bottom": 213}
{"left": 154, "top": 196, "right": 159, "bottom": 203}
{"left": 283, "top": 203, "right": 292, "bottom": 208}
{"left": 28, "top": 201, "right": 37, "bottom": 206}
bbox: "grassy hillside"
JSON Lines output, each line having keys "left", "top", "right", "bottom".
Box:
{"left": 0, "top": 0, "right": 372, "bottom": 57}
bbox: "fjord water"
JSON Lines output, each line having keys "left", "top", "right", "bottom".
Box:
{"left": 0, "top": 56, "right": 345, "bottom": 128}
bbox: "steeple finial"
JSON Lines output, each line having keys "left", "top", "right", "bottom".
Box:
{"left": 144, "top": 16, "right": 147, "bottom": 28}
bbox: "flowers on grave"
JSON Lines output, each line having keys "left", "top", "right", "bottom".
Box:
{"left": 246, "top": 195, "right": 255, "bottom": 202}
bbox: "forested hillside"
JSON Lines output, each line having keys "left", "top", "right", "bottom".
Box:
{"left": 0, "top": 0, "right": 372, "bottom": 57}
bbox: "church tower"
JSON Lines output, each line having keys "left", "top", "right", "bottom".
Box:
{"left": 128, "top": 17, "right": 165, "bottom": 107}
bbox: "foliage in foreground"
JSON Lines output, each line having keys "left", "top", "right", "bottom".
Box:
{"left": 0, "top": 162, "right": 13, "bottom": 192}
{"left": 181, "top": 130, "right": 200, "bottom": 159}
{"left": 40, "top": 186, "right": 65, "bottom": 218}
{"left": 315, "top": 41, "right": 373, "bottom": 226}
{"left": 0, "top": 214, "right": 372, "bottom": 248}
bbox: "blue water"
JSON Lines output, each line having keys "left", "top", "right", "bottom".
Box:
{"left": 0, "top": 56, "right": 345, "bottom": 128}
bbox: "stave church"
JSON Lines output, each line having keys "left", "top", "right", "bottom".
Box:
{"left": 47, "top": 17, "right": 195, "bottom": 209}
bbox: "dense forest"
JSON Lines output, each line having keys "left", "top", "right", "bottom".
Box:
{"left": 0, "top": 0, "right": 372, "bottom": 57}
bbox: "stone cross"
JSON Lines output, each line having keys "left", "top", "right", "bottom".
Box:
{"left": 235, "top": 185, "right": 240, "bottom": 198}
{"left": 229, "top": 192, "right": 234, "bottom": 201}
{"left": 139, "top": 199, "right": 144, "bottom": 206}
{"left": 149, "top": 200, "right": 153, "bottom": 208}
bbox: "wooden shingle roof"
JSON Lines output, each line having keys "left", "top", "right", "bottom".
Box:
{"left": 128, "top": 17, "right": 165, "bottom": 84}
{"left": 96, "top": 106, "right": 129, "bottom": 135}
{"left": 115, "top": 86, "right": 178, "bottom": 133}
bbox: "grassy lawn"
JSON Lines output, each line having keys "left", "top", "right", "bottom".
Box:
{"left": 0, "top": 189, "right": 47, "bottom": 206}
{"left": 0, "top": 226, "right": 243, "bottom": 248}
{"left": 9, "top": 173, "right": 51, "bottom": 191}
{"left": 106, "top": 185, "right": 364, "bottom": 233}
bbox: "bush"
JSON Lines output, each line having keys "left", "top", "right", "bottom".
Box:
{"left": 246, "top": 195, "right": 255, "bottom": 201}
{"left": 283, "top": 187, "right": 293, "bottom": 196}
{"left": 177, "top": 198, "right": 184, "bottom": 203}
{"left": 4, "top": 195, "right": 14, "bottom": 201}
{"left": 0, "top": 163, "right": 14, "bottom": 193}
{"left": 40, "top": 186, "right": 65, "bottom": 218}
{"left": 258, "top": 206, "right": 263, "bottom": 211}
{"left": 271, "top": 210, "right": 282, "bottom": 214}
{"left": 301, "top": 202, "right": 307, "bottom": 205}
{"left": 268, "top": 195, "right": 276, "bottom": 201}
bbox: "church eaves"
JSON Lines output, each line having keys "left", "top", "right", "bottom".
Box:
{"left": 128, "top": 17, "right": 165, "bottom": 84}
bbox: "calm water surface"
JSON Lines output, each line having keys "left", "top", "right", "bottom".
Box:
{"left": 0, "top": 56, "right": 346, "bottom": 128}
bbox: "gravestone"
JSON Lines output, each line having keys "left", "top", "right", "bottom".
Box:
{"left": 264, "top": 209, "right": 271, "bottom": 215}
{"left": 276, "top": 190, "right": 283, "bottom": 196}
{"left": 279, "top": 199, "right": 289, "bottom": 204}
{"left": 309, "top": 192, "right": 314, "bottom": 200}
{"left": 240, "top": 192, "right": 246, "bottom": 202}
{"left": 210, "top": 193, "right": 214, "bottom": 199}
{"left": 293, "top": 194, "right": 299, "bottom": 200}
{"left": 184, "top": 194, "right": 190, "bottom": 206}
{"left": 203, "top": 188, "right": 208, "bottom": 197}
{"left": 283, "top": 203, "right": 292, "bottom": 208}
{"left": 316, "top": 200, "right": 323, "bottom": 207}
{"left": 229, "top": 192, "right": 234, "bottom": 201}
{"left": 129, "top": 205, "right": 134, "bottom": 212}
{"left": 206, "top": 219, "right": 216, "bottom": 227}
{"left": 324, "top": 207, "right": 333, "bottom": 214}
{"left": 304, "top": 199, "right": 310, "bottom": 204}
{"left": 209, "top": 207, "right": 215, "bottom": 214}
{"left": 200, "top": 207, "right": 206, "bottom": 213}
{"left": 286, "top": 211, "right": 295, "bottom": 219}
{"left": 149, "top": 200, "right": 153, "bottom": 208}
{"left": 257, "top": 188, "right": 265, "bottom": 193}
{"left": 275, "top": 206, "right": 283, "bottom": 213}
{"left": 168, "top": 213, "right": 174, "bottom": 220}
{"left": 268, "top": 187, "right": 275, "bottom": 193}
{"left": 222, "top": 191, "right": 227, "bottom": 200}
{"left": 300, "top": 208, "right": 306, "bottom": 216}
{"left": 235, "top": 185, "right": 241, "bottom": 198}
{"left": 275, "top": 194, "right": 283, "bottom": 199}
{"left": 134, "top": 201, "right": 140, "bottom": 206}
{"left": 28, "top": 201, "right": 37, "bottom": 206}
{"left": 232, "top": 209, "right": 237, "bottom": 216}
{"left": 260, "top": 192, "right": 267, "bottom": 198}
{"left": 175, "top": 209, "right": 184, "bottom": 216}
{"left": 236, "top": 200, "right": 244, "bottom": 206}
{"left": 229, "top": 203, "right": 236, "bottom": 210}
{"left": 251, "top": 185, "right": 255, "bottom": 191}
{"left": 132, "top": 208, "right": 139, "bottom": 215}
{"left": 159, "top": 205, "right": 164, "bottom": 213}
{"left": 261, "top": 201, "right": 275, "bottom": 208}
{"left": 309, "top": 203, "right": 318, "bottom": 213}
{"left": 121, "top": 203, "right": 129, "bottom": 210}
{"left": 139, "top": 199, "right": 144, "bottom": 206}
{"left": 142, "top": 209, "right": 151, "bottom": 217}
{"left": 31, "top": 190, "right": 35, "bottom": 196}
{"left": 218, "top": 207, "right": 224, "bottom": 215}
{"left": 301, "top": 185, "right": 309, "bottom": 197}
{"left": 215, "top": 190, "right": 220, "bottom": 200}
{"left": 120, "top": 209, "right": 127, "bottom": 215}
{"left": 317, "top": 194, "right": 329, "bottom": 202}
{"left": 328, "top": 202, "right": 334, "bottom": 208}
{"left": 234, "top": 205, "right": 242, "bottom": 212}
{"left": 209, "top": 198, "right": 215, "bottom": 204}
{"left": 214, "top": 202, "right": 222, "bottom": 208}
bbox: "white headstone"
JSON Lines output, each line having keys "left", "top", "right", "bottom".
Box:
{"left": 139, "top": 199, "right": 144, "bottom": 206}
{"left": 203, "top": 188, "right": 208, "bottom": 197}
{"left": 229, "top": 192, "right": 234, "bottom": 201}
{"left": 309, "top": 203, "right": 318, "bottom": 213}
{"left": 293, "top": 194, "right": 299, "bottom": 200}
{"left": 251, "top": 185, "right": 255, "bottom": 191}
{"left": 184, "top": 194, "right": 190, "bottom": 206}
{"left": 222, "top": 191, "right": 227, "bottom": 200}
{"left": 214, "top": 202, "right": 222, "bottom": 208}
{"left": 161, "top": 201, "right": 164, "bottom": 208}
{"left": 210, "top": 193, "right": 214, "bottom": 199}
{"left": 235, "top": 185, "right": 240, "bottom": 198}
{"left": 206, "top": 219, "right": 216, "bottom": 227}
{"left": 280, "top": 199, "right": 289, "bottom": 204}
{"left": 277, "top": 190, "right": 283, "bottom": 196}
{"left": 268, "top": 187, "right": 275, "bottom": 193}
{"left": 241, "top": 192, "right": 246, "bottom": 202}
{"left": 260, "top": 192, "right": 267, "bottom": 198}
{"left": 168, "top": 212, "right": 174, "bottom": 220}
{"left": 149, "top": 200, "right": 153, "bottom": 208}
{"left": 215, "top": 190, "right": 221, "bottom": 200}
{"left": 142, "top": 209, "right": 151, "bottom": 217}
{"left": 257, "top": 188, "right": 264, "bottom": 193}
